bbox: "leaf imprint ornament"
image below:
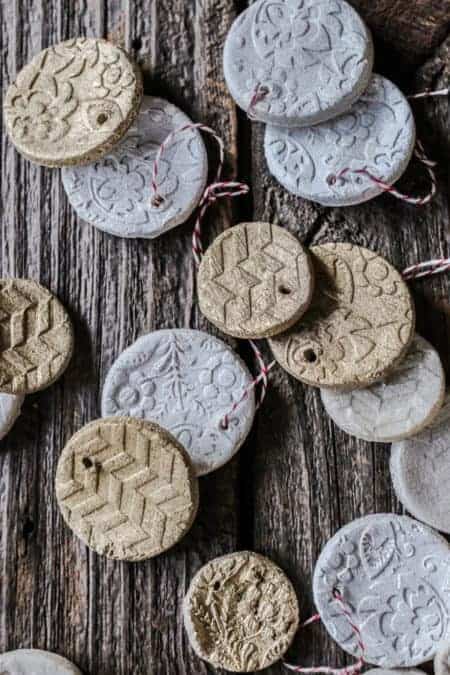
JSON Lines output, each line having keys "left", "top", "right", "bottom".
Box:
{"left": 0, "top": 649, "right": 83, "bottom": 675}
{"left": 269, "top": 243, "right": 415, "bottom": 390}
{"left": 183, "top": 551, "right": 299, "bottom": 672}
{"left": 390, "top": 394, "right": 450, "bottom": 534}
{"left": 313, "top": 514, "right": 450, "bottom": 667}
{"left": 321, "top": 334, "right": 445, "bottom": 442}
{"left": 101, "top": 329, "right": 255, "bottom": 476}
{"left": 62, "top": 97, "right": 208, "bottom": 239}
{"left": 4, "top": 37, "right": 143, "bottom": 167}
{"left": 265, "top": 75, "right": 416, "bottom": 206}
{"left": 223, "top": 0, "right": 373, "bottom": 127}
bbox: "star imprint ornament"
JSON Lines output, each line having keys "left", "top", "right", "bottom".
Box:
{"left": 223, "top": 0, "right": 373, "bottom": 127}
{"left": 313, "top": 514, "right": 450, "bottom": 667}
{"left": 62, "top": 97, "right": 208, "bottom": 239}
{"left": 101, "top": 330, "right": 255, "bottom": 476}
{"left": 390, "top": 394, "right": 450, "bottom": 534}
{"left": 55, "top": 417, "right": 199, "bottom": 561}
{"left": 183, "top": 551, "right": 299, "bottom": 672}
{"left": 265, "top": 75, "right": 416, "bottom": 206}
{"left": 0, "top": 649, "right": 83, "bottom": 675}
{"left": 4, "top": 37, "right": 143, "bottom": 167}
{"left": 269, "top": 243, "right": 415, "bottom": 389}
{"left": 198, "top": 222, "right": 314, "bottom": 339}
{"left": 321, "top": 334, "right": 445, "bottom": 442}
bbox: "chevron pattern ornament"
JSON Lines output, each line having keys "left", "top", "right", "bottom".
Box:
{"left": 0, "top": 279, "right": 74, "bottom": 394}
{"left": 55, "top": 417, "right": 199, "bottom": 561}
{"left": 197, "top": 221, "right": 314, "bottom": 338}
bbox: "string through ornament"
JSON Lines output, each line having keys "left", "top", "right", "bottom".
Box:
{"left": 403, "top": 257, "right": 450, "bottom": 280}
{"left": 247, "top": 83, "right": 270, "bottom": 119}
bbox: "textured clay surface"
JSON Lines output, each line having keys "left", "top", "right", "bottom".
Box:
{"left": 101, "top": 329, "right": 255, "bottom": 476}
{"left": 0, "top": 392, "right": 24, "bottom": 440}
{"left": 0, "top": 279, "right": 74, "bottom": 394}
{"left": 4, "top": 38, "right": 143, "bottom": 167}
{"left": 321, "top": 334, "right": 444, "bottom": 442}
{"left": 269, "top": 243, "right": 415, "bottom": 389}
{"left": 434, "top": 640, "right": 450, "bottom": 675}
{"left": 0, "top": 649, "right": 83, "bottom": 674}
{"left": 55, "top": 417, "right": 199, "bottom": 561}
{"left": 198, "top": 222, "right": 314, "bottom": 338}
{"left": 62, "top": 96, "right": 208, "bottom": 239}
{"left": 183, "top": 551, "right": 299, "bottom": 672}
{"left": 314, "top": 514, "right": 450, "bottom": 667}
{"left": 223, "top": 0, "right": 373, "bottom": 127}
{"left": 265, "top": 74, "right": 416, "bottom": 206}
{"left": 390, "top": 394, "right": 450, "bottom": 534}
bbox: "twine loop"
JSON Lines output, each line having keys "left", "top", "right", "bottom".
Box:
{"left": 248, "top": 83, "right": 270, "bottom": 119}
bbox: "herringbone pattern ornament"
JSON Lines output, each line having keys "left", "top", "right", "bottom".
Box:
{"left": 0, "top": 279, "right": 74, "bottom": 394}
{"left": 55, "top": 417, "right": 199, "bottom": 561}
{"left": 198, "top": 222, "right": 314, "bottom": 338}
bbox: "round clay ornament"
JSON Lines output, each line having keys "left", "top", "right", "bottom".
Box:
{"left": 101, "top": 329, "right": 255, "bottom": 477}
{"left": 62, "top": 97, "right": 208, "bottom": 239}
{"left": 55, "top": 417, "right": 199, "bottom": 561}
{"left": 269, "top": 243, "right": 415, "bottom": 389}
{"left": 390, "top": 394, "right": 450, "bottom": 534}
{"left": 223, "top": 0, "right": 373, "bottom": 127}
{"left": 365, "top": 670, "right": 426, "bottom": 675}
{"left": 183, "top": 551, "right": 299, "bottom": 672}
{"left": 0, "top": 392, "right": 24, "bottom": 439}
{"left": 4, "top": 37, "right": 143, "bottom": 167}
{"left": 435, "top": 641, "right": 450, "bottom": 675}
{"left": 265, "top": 75, "right": 415, "bottom": 206}
{"left": 313, "top": 513, "right": 450, "bottom": 667}
{"left": 321, "top": 334, "right": 445, "bottom": 442}
{"left": 0, "top": 279, "right": 74, "bottom": 394}
{"left": 198, "top": 222, "right": 314, "bottom": 339}
{"left": 0, "top": 649, "right": 83, "bottom": 674}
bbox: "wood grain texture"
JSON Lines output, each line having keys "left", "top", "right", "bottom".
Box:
{"left": 0, "top": 1, "right": 449, "bottom": 674}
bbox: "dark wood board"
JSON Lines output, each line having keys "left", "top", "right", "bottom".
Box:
{"left": 0, "top": 1, "right": 448, "bottom": 674}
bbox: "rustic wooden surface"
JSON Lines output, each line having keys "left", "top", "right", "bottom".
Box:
{"left": 0, "top": 1, "right": 449, "bottom": 674}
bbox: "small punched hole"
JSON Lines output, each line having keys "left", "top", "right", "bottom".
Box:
{"left": 326, "top": 174, "right": 337, "bottom": 186}
{"left": 82, "top": 456, "right": 93, "bottom": 469}
{"left": 151, "top": 194, "right": 165, "bottom": 208}
{"left": 213, "top": 581, "right": 220, "bottom": 590}
{"left": 303, "top": 348, "right": 317, "bottom": 363}
{"left": 132, "top": 36, "right": 143, "bottom": 50}
{"left": 97, "top": 113, "right": 108, "bottom": 125}
{"left": 278, "top": 284, "right": 291, "bottom": 295}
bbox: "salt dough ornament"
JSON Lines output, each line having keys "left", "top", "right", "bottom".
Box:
{"left": 183, "top": 551, "right": 299, "bottom": 672}
{"left": 365, "top": 669, "right": 427, "bottom": 675}
{"left": 269, "top": 243, "right": 415, "bottom": 389}
{"left": 435, "top": 640, "right": 450, "bottom": 675}
{"left": 313, "top": 513, "right": 450, "bottom": 667}
{"left": 0, "top": 392, "right": 24, "bottom": 440}
{"left": 55, "top": 417, "right": 199, "bottom": 561}
{"left": 4, "top": 37, "right": 143, "bottom": 167}
{"left": 101, "top": 329, "right": 255, "bottom": 477}
{"left": 223, "top": 0, "right": 373, "bottom": 127}
{"left": 62, "top": 97, "right": 208, "bottom": 239}
{"left": 198, "top": 222, "right": 314, "bottom": 338}
{"left": 321, "top": 334, "right": 445, "bottom": 442}
{"left": 0, "top": 279, "right": 74, "bottom": 394}
{"left": 0, "top": 649, "right": 83, "bottom": 674}
{"left": 390, "top": 394, "right": 450, "bottom": 534}
{"left": 265, "top": 75, "right": 416, "bottom": 206}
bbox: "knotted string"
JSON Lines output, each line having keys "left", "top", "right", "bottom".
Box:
{"left": 247, "top": 83, "right": 270, "bottom": 119}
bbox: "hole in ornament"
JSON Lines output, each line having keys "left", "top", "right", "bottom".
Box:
{"left": 259, "top": 85, "right": 269, "bottom": 95}
{"left": 219, "top": 418, "right": 228, "bottom": 431}
{"left": 303, "top": 348, "right": 317, "bottom": 363}
{"left": 151, "top": 194, "right": 165, "bottom": 208}
{"left": 213, "top": 581, "right": 220, "bottom": 590}
{"left": 326, "top": 174, "right": 337, "bottom": 186}
{"left": 132, "top": 36, "right": 142, "bottom": 50}
{"left": 82, "top": 456, "right": 93, "bottom": 469}
{"left": 97, "top": 113, "right": 108, "bottom": 125}
{"left": 278, "top": 284, "right": 291, "bottom": 295}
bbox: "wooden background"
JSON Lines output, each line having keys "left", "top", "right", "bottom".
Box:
{"left": 0, "top": 1, "right": 449, "bottom": 673}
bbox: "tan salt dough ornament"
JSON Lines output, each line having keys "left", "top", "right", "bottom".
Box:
{"left": 55, "top": 417, "right": 199, "bottom": 562}
{"left": 0, "top": 279, "right": 74, "bottom": 394}
{"left": 198, "top": 222, "right": 314, "bottom": 338}
{"left": 4, "top": 37, "right": 143, "bottom": 167}
{"left": 269, "top": 243, "right": 415, "bottom": 389}
{"left": 183, "top": 551, "right": 299, "bottom": 672}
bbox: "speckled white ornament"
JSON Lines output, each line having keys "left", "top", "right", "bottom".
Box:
{"left": 0, "top": 649, "right": 82, "bottom": 674}
{"left": 390, "top": 394, "right": 450, "bottom": 534}
{"left": 101, "top": 329, "right": 255, "bottom": 476}
{"left": 313, "top": 513, "right": 450, "bottom": 667}
{"left": 0, "top": 392, "right": 24, "bottom": 440}
{"left": 62, "top": 97, "right": 208, "bottom": 238}
{"left": 223, "top": 0, "right": 373, "bottom": 127}
{"left": 265, "top": 75, "right": 415, "bottom": 206}
{"left": 321, "top": 335, "right": 445, "bottom": 442}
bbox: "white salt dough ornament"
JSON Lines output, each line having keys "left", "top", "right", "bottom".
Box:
{"left": 265, "top": 74, "right": 415, "bottom": 206}
{"left": 321, "top": 334, "right": 445, "bottom": 442}
{"left": 0, "top": 392, "right": 24, "bottom": 440}
{"left": 62, "top": 96, "right": 208, "bottom": 238}
{"left": 313, "top": 513, "right": 450, "bottom": 667}
{"left": 0, "top": 649, "right": 83, "bottom": 674}
{"left": 390, "top": 394, "right": 450, "bottom": 534}
{"left": 365, "top": 670, "right": 427, "bottom": 675}
{"left": 435, "top": 641, "right": 450, "bottom": 675}
{"left": 223, "top": 0, "right": 373, "bottom": 127}
{"left": 101, "top": 329, "right": 255, "bottom": 476}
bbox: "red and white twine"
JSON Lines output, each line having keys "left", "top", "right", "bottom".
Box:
{"left": 403, "top": 257, "right": 450, "bottom": 280}
{"left": 247, "top": 83, "right": 270, "bottom": 119}
{"left": 408, "top": 87, "right": 449, "bottom": 100}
